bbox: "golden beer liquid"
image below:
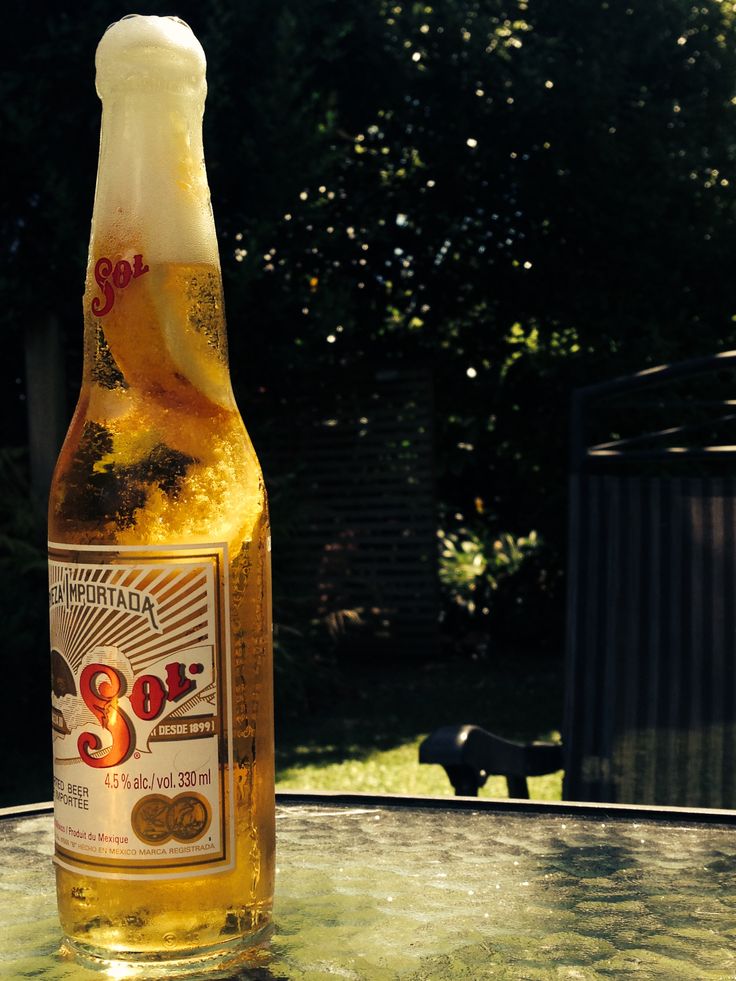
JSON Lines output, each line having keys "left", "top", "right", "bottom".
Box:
{"left": 48, "top": 16, "right": 274, "bottom": 971}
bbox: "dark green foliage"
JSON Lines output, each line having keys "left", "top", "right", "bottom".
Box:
{"left": 3, "top": 2, "right": 736, "bottom": 795}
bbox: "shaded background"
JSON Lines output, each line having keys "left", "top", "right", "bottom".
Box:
{"left": 4, "top": 0, "right": 736, "bottom": 803}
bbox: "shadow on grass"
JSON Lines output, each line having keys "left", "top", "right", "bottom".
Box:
{"left": 275, "top": 650, "right": 564, "bottom": 774}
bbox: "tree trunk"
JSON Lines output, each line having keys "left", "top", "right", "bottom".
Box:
{"left": 24, "top": 313, "right": 67, "bottom": 505}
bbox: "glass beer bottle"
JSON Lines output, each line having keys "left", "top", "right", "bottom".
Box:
{"left": 47, "top": 15, "right": 274, "bottom": 973}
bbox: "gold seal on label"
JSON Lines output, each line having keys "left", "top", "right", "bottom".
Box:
{"left": 169, "top": 794, "right": 210, "bottom": 841}
{"left": 131, "top": 794, "right": 174, "bottom": 843}
{"left": 132, "top": 792, "right": 211, "bottom": 844}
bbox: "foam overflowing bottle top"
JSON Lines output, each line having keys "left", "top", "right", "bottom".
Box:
{"left": 90, "top": 15, "right": 217, "bottom": 267}
{"left": 96, "top": 15, "right": 206, "bottom": 98}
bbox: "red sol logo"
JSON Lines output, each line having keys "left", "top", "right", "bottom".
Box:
{"left": 78, "top": 660, "right": 204, "bottom": 769}
{"left": 92, "top": 253, "right": 149, "bottom": 317}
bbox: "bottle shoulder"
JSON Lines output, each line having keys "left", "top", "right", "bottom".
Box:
{"left": 49, "top": 389, "right": 266, "bottom": 548}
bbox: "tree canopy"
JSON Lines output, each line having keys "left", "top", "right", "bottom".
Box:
{"left": 4, "top": 0, "right": 736, "bottom": 638}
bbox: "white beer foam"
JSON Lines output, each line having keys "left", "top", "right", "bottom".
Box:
{"left": 91, "top": 16, "right": 218, "bottom": 267}
{"left": 96, "top": 15, "right": 206, "bottom": 97}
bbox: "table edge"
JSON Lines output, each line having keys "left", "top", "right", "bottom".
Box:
{"left": 274, "top": 790, "right": 736, "bottom": 823}
{"left": 4, "top": 792, "right": 736, "bottom": 825}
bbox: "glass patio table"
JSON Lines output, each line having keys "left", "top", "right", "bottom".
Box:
{"left": 2, "top": 791, "right": 736, "bottom": 980}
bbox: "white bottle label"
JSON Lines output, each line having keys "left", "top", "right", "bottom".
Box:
{"left": 49, "top": 542, "right": 234, "bottom": 880}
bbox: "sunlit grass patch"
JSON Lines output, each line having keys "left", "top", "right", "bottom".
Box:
{"left": 276, "top": 734, "right": 563, "bottom": 801}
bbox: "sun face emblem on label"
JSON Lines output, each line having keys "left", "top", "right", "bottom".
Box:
{"left": 131, "top": 793, "right": 211, "bottom": 844}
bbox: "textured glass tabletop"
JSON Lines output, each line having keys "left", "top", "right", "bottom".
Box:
{"left": 2, "top": 794, "right": 736, "bottom": 979}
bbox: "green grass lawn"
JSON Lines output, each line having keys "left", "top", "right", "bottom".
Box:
{"left": 277, "top": 736, "right": 563, "bottom": 800}
{"left": 275, "top": 650, "right": 564, "bottom": 801}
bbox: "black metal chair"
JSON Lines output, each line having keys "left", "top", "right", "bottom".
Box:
{"left": 419, "top": 725, "right": 563, "bottom": 799}
{"left": 421, "top": 352, "right": 736, "bottom": 807}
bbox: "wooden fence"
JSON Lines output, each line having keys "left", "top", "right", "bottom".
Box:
{"left": 261, "top": 367, "right": 438, "bottom": 659}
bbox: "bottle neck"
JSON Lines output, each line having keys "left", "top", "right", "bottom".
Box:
{"left": 81, "top": 88, "right": 234, "bottom": 410}
{"left": 88, "top": 89, "right": 219, "bottom": 273}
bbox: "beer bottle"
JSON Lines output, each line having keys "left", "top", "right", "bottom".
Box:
{"left": 48, "top": 15, "right": 274, "bottom": 973}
